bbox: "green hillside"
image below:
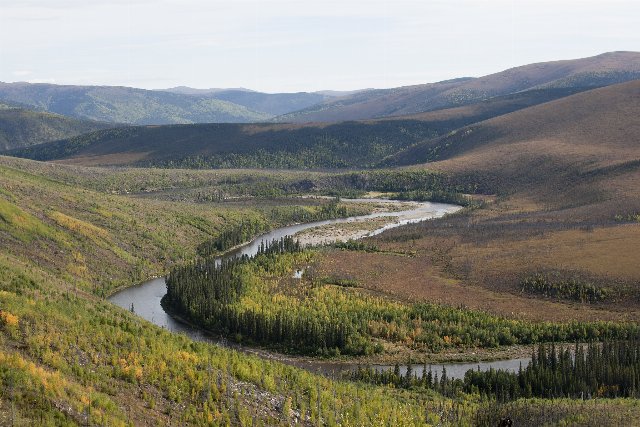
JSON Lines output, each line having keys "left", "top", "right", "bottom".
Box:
{"left": 0, "top": 107, "right": 114, "bottom": 150}
{"left": 0, "top": 157, "right": 448, "bottom": 425}
{"left": 0, "top": 83, "right": 272, "bottom": 125}
{"left": 160, "top": 88, "right": 333, "bottom": 116}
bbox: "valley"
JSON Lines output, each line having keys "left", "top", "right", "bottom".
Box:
{"left": 1, "top": 51, "right": 640, "bottom": 426}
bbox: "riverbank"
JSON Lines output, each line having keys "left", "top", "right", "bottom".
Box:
{"left": 159, "top": 292, "right": 535, "bottom": 380}
{"left": 109, "top": 199, "right": 552, "bottom": 380}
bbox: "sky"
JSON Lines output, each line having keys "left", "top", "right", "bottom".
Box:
{"left": 0, "top": 0, "right": 639, "bottom": 93}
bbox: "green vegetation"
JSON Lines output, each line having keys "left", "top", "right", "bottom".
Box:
{"left": 6, "top": 120, "right": 441, "bottom": 168}
{"left": 2, "top": 154, "right": 640, "bottom": 425}
{"left": 334, "top": 239, "right": 380, "bottom": 253}
{"left": 165, "top": 247, "right": 638, "bottom": 356}
{"left": 615, "top": 212, "right": 640, "bottom": 222}
{"left": 0, "top": 107, "right": 112, "bottom": 151}
{"left": 352, "top": 341, "right": 640, "bottom": 401}
{"left": 197, "top": 218, "right": 269, "bottom": 257}
{"left": 1, "top": 252, "right": 452, "bottom": 426}
{"left": 1, "top": 157, "right": 460, "bottom": 425}
{"left": 0, "top": 83, "right": 271, "bottom": 124}
{"left": 201, "top": 89, "right": 331, "bottom": 116}
{"left": 521, "top": 273, "right": 613, "bottom": 303}
{"left": 196, "top": 199, "right": 355, "bottom": 257}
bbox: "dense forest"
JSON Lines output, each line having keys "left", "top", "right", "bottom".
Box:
{"left": 351, "top": 341, "right": 640, "bottom": 401}
{"left": 5, "top": 119, "right": 441, "bottom": 169}
{"left": 164, "top": 238, "right": 368, "bottom": 355}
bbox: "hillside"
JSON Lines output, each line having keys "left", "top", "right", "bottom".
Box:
{"left": 4, "top": 86, "right": 598, "bottom": 168}
{"left": 277, "top": 51, "right": 640, "bottom": 122}
{"left": 0, "top": 82, "right": 271, "bottom": 124}
{"left": 390, "top": 79, "right": 640, "bottom": 198}
{"left": 301, "top": 83, "right": 640, "bottom": 349}
{"left": 160, "top": 87, "right": 334, "bottom": 116}
{"left": 0, "top": 107, "right": 114, "bottom": 150}
{"left": 1, "top": 156, "right": 460, "bottom": 425}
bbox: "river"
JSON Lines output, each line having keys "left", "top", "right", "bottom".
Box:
{"left": 108, "top": 198, "right": 530, "bottom": 379}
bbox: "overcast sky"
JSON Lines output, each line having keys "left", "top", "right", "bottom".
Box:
{"left": 1, "top": 0, "right": 639, "bottom": 92}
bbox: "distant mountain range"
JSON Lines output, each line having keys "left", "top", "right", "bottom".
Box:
{"left": 156, "top": 87, "right": 368, "bottom": 116}
{"left": 1, "top": 51, "right": 639, "bottom": 155}
{"left": 1, "top": 52, "right": 638, "bottom": 130}
{"left": 276, "top": 51, "right": 640, "bottom": 122}
{"left": 6, "top": 81, "right": 636, "bottom": 170}
{"left": 0, "top": 82, "right": 368, "bottom": 126}
{"left": 159, "top": 88, "right": 332, "bottom": 116}
{"left": 0, "top": 83, "right": 271, "bottom": 125}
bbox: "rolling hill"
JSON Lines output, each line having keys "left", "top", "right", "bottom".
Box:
{"left": 2, "top": 85, "right": 621, "bottom": 169}
{"left": 391, "top": 79, "right": 640, "bottom": 170}
{"left": 0, "top": 107, "right": 114, "bottom": 151}
{"left": 387, "top": 79, "right": 640, "bottom": 216}
{"left": 159, "top": 87, "right": 335, "bottom": 116}
{"left": 276, "top": 51, "right": 640, "bottom": 122}
{"left": 0, "top": 82, "right": 271, "bottom": 124}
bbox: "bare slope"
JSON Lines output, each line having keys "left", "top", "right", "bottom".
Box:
{"left": 388, "top": 80, "right": 640, "bottom": 228}
{"left": 278, "top": 51, "right": 640, "bottom": 122}
{"left": 392, "top": 79, "right": 640, "bottom": 177}
{"left": 310, "top": 83, "right": 640, "bottom": 328}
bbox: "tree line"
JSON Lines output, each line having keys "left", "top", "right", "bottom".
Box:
{"left": 351, "top": 341, "right": 640, "bottom": 401}
{"left": 521, "top": 273, "right": 612, "bottom": 303}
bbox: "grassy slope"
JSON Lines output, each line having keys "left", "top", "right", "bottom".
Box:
{"left": 0, "top": 83, "right": 271, "bottom": 125}
{"left": 0, "top": 156, "right": 455, "bottom": 426}
{"left": 277, "top": 51, "right": 640, "bottom": 122}
{"left": 0, "top": 108, "right": 114, "bottom": 150}
{"left": 4, "top": 87, "right": 603, "bottom": 169}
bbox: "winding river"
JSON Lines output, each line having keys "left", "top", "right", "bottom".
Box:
{"left": 109, "top": 199, "right": 531, "bottom": 379}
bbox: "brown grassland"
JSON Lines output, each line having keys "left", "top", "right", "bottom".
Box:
{"left": 315, "top": 81, "right": 640, "bottom": 325}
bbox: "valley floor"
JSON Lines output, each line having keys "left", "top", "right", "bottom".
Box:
{"left": 2, "top": 156, "right": 640, "bottom": 426}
